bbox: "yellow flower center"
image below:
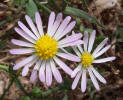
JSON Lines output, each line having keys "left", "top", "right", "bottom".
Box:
{"left": 80, "top": 52, "right": 94, "bottom": 68}
{"left": 34, "top": 34, "right": 58, "bottom": 60}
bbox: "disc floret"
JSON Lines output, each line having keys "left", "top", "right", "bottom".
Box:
{"left": 80, "top": 52, "right": 94, "bottom": 68}
{"left": 34, "top": 34, "right": 58, "bottom": 60}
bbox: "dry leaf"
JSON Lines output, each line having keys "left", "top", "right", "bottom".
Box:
{"left": 90, "top": 0, "right": 118, "bottom": 14}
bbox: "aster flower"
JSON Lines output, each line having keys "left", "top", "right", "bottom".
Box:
{"left": 10, "top": 12, "right": 83, "bottom": 86}
{"left": 71, "top": 30, "right": 116, "bottom": 92}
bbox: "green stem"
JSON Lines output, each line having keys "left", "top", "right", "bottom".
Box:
{"left": 0, "top": 65, "right": 9, "bottom": 71}
{"left": 15, "top": 78, "right": 29, "bottom": 96}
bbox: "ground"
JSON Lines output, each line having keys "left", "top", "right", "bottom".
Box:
{"left": 0, "top": 0, "right": 123, "bottom": 100}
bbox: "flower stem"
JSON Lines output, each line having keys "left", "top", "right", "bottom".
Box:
{"left": 0, "top": 65, "right": 9, "bottom": 71}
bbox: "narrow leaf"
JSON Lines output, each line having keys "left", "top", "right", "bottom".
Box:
{"left": 64, "top": 7, "right": 104, "bottom": 28}
{"left": 26, "top": 0, "right": 38, "bottom": 22}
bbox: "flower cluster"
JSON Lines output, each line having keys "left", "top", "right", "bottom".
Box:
{"left": 10, "top": 12, "right": 115, "bottom": 92}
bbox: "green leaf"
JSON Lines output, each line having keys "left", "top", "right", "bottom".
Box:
{"left": 65, "top": 47, "right": 74, "bottom": 54}
{"left": 64, "top": 7, "right": 104, "bottom": 28}
{"left": 80, "top": 25, "right": 85, "bottom": 33}
{"left": 80, "top": 26, "right": 93, "bottom": 34}
{"left": 0, "top": 65, "right": 9, "bottom": 71}
{"left": 85, "top": 28, "right": 93, "bottom": 33}
{"left": 31, "top": 87, "right": 42, "bottom": 97}
{"left": 21, "top": 96, "right": 30, "bottom": 100}
{"left": 90, "top": 90, "right": 95, "bottom": 99}
{"left": 0, "top": 39, "right": 8, "bottom": 51}
{"left": 76, "top": 18, "right": 81, "bottom": 26}
{"left": 26, "top": 0, "right": 38, "bottom": 22}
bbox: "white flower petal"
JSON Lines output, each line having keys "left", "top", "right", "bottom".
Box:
{"left": 22, "top": 66, "right": 29, "bottom": 77}
{"left": 35, "top": 12, "right": 44, "bottom": 36}
{"left": 93, "top": 38, "right": 108, "bottom": 56}
{"left": 25, "top": 15, "right": 40, "bottom": 38}
{"left": 72, "top": 46, "right": 81, "bottom": 57}
{"left": 90, "top": 66, "right": 106, "bottom": 84}
{"left": 60, "top": 48, "right": 70, "bottom": 54}
{"left": 14, "top": 27, "right": 36, "bottom": 43}
{"left": 39, "top": 60, "right": 46, "bottom": 82}
{"left": 56, "top": 21, "right": 76, "bottom": 40}
{"left": 93, "top": 45, "right": 111, "bottom": 58}
{"left": 81, "top": 69, "right": 87, "bottom": 92}
{"left": 54, "top": 16, "right": 71, "bottom": 40}
{"left": 50, "top": 59, "right": 62, "bottom": 83}
{"left": 88, "top": 30, "right": 96, "bottom": 53}
{"left": 22, "top": 57, "right": 39, "bottom": 76}
{"left": 71, "top": 31, "right": 84, "bottom": 53}
{"left": 53, "top": 56, "right": 72, "bottom": 76}
{"left": 60, "top": 48, "right": 81, "bottom": 60}
{"left": 77, "top": 44, "right": 84, "bottom": 53}
{"left": 50, "top": 13, "right": 62, "bottom": 37}
{"left": 46, "top": 60, "right": 52, "bottom": 86}
{"left": 58, "top": 33, "right": 82, "bottom": 45}
{"left": 47, "top": 12, "right": 55, "bottom": 35}
{"left": 18, "top": 21, "right": 38, "bottom": 40}
{"left": 72, "top": 71, "right": 82, "bottom": 90}
{"left": 10, "top": 48, "right": 35, "bottom": 54}
{"left": 93, "top": 57, "right": 116, "bottom": 63}
{"left": 33, "top": 59, "right": 42, "bottom": 70}
{"left": 56, "top": 52, "right": 80, "bottom": 62}
{"left": 11, "top": 39, "right": 34, "bottom": 47}
{"left": 30, "top": 70, "right": 38, "bottom": 83}
{"left": 13, "top": 55, "right": 37, "bottom": 70}
{"left": 71, "top": 63, "right": 82, "bottom": 78}
{"left": 58, "top": 40, "right": 83, "bottom": 48}
{"left": 88, "top": 67, "right": 100, "bottom": 91}
{"left": 83, "top": 31, "right": 88, "bottom": 52}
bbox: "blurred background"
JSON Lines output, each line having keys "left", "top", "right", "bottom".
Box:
{"left": 0, "top": 0, "right": 123, "bottom": 100}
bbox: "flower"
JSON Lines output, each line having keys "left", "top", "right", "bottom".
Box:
{"left": 71, "top": 30, "right": 116, "bottom": 92}
{"left": 10, "top": 12, "right": 83, "bottom": 86}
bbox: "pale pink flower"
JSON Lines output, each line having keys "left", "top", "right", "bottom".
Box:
{"left": 71, "top": 30, "right": 116, "bottom": 92}
{"left": 10, "top": 12, "right": 83, "bottom": 86}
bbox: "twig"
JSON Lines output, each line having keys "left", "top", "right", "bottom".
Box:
{"left": 0, "top": 56, "right": 10, "bottom": 62}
